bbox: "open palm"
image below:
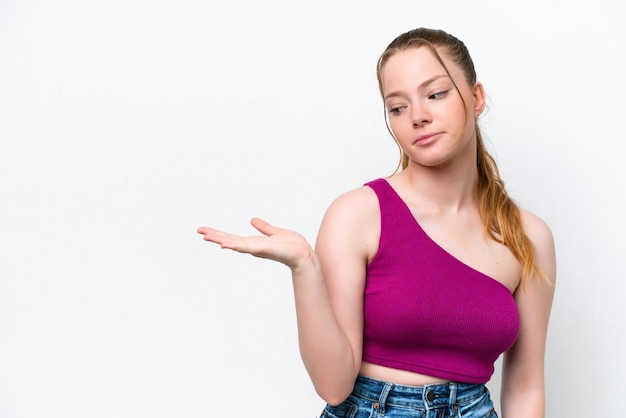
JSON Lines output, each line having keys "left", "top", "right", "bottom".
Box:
{"left": 197, "top": 217, "right": 314, "bottom": 271}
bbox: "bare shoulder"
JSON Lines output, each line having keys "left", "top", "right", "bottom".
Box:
{"left": 518, "top": 207, "right": 557, "bottom": 282}
{"left": 316, "top": 184, "right": 381, "bottom": 261}
{"left": 320, "top": 184, "right": 380, "bottom": 234}
{"left": 518, "top": 208, "right": 555, "bottom": 254}
{"left": 326, "top": 184, "right": 379, "bottom": 215}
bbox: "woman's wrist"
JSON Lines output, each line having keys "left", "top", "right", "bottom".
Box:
{"left": 290, "top": 249, "right": 320, "bottom": 276}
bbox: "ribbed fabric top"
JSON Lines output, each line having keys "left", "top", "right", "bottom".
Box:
{"left": 362, "top": 178, "right": 520, "bottom": 384}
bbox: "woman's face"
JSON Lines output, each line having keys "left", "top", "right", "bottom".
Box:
{"left": 380, "top": 46, "right": 484, "bottom": 169}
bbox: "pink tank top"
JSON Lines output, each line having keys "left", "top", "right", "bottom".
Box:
{"left": 362, "top": 178, "right": 520, "bottom": 383}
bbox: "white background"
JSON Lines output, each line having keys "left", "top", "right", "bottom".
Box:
{"left": 1, "top": 1, "right": 624, "bottom": 416}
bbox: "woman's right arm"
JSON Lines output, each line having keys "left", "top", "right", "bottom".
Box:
{"left": 197, "top": 186, "right": 377, "bottom": 405}
{"left": 294, "top": 187, "right": 377, "bottom": 404}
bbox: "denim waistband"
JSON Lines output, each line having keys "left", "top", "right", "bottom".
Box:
{"left": 352, "top": 374, "right": 488, "bottom": 411}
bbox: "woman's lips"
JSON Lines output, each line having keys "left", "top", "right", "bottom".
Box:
{"left": 414, "top": 132, "right": 442, "bottom": 145}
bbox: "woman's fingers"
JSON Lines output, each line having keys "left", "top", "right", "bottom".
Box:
{"left": 196, "top": 227, "right": 248, "bottom": 252}
{"left": 197, "top": 218, "right": 316, "bottom": 271}
{"left": 196, "top": 222, "right": 276, "bottom": 255}
{"left": 197, "top": 218, "right": 279, "bottom": 246}
{"left": 249, "top": 217, "right": 275, "bottom": 236}
{"left": 196, "top": 226, "right": 235, "bottom": 246}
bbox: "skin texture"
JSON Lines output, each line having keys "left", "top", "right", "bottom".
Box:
{"left": 197, "top": 45, "right": 556, "bottom": 416}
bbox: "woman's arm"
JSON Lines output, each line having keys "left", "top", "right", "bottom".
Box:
{"left": 197, "top": 186, "right": 377, "bottom": 405}
{"left": 500, "top": 210, "right": 556, "bottom": 418}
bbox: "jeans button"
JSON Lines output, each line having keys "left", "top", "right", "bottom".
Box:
{"left": 425, "top": 390, "right": 435, "bottom": 402}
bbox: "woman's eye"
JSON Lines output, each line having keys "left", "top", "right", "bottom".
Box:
{"left": 429, "top": 90, "right": 449, "bottom": 100}
{"left": 388, "top": 106, "right": 403, "bottom": 115}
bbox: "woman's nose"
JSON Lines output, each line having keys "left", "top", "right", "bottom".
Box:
{"left": 411, "top": 103, "right": 431, "bottom": 127}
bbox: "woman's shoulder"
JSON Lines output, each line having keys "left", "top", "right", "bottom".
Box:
{"left": 519, "top": 208, "right": 553, "bottom": 243}
{"left": 318, "top": 179, "right": 383, "bottom": 232}
{"left": 326, "top": 178, "right": 385, "bottom": 212}
{"left": 518, "top": 207, "right": 556, "bottom": 266}
{"left": 316, "top": 180, "right": 382, "bottom": 259}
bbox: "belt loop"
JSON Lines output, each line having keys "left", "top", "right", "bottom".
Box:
{"left": 449, "top": 382, "right": 459, "bottom": 417}
{"left": 373, "top": 382, "right": 393, "bottom": 415}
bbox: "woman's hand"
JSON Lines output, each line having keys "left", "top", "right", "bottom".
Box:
{"left": 197, "top": 217, "right": 315, "bottom": 272}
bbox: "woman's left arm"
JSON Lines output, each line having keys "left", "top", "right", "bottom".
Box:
{"left": 501, "top": 210, "right": 556, "bottom": 418}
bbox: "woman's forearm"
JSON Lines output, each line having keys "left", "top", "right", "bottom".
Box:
{"left": 290, "top": 258, "right": 360, "bottom": 405}
{"left": 501, "top": 387, "right": 545, "bottom": 418}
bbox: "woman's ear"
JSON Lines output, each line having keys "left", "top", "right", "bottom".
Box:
{"left": 472, "top": 82, "right": 486, "bottom": 117}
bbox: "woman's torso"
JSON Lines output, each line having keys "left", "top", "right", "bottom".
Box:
{"left": 356, "top": 174, "right": 522, "bottom": 386}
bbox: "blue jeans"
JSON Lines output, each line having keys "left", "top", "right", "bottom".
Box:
{"left": 320, "top": 375, "right": 498, "bottom": 418}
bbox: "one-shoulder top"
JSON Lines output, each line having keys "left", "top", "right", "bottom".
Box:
{"left": 362, "top": 178, "right": 520, "bottom": 383}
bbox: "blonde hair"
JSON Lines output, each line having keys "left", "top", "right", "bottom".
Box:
{"left": 376, "top": 28, "right": 544, "bottom": 286}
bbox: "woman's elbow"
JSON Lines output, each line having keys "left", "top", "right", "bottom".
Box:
{"left": 315, "top": 381, "right": 355, "bottom": 406}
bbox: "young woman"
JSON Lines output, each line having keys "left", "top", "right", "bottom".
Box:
{"left": 198, "top": 28, "right": 556, "bottom": 418}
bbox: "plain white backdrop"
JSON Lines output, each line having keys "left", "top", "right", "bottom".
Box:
{"left": 1, "top": 0, "right": 624, "bottom": 416}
